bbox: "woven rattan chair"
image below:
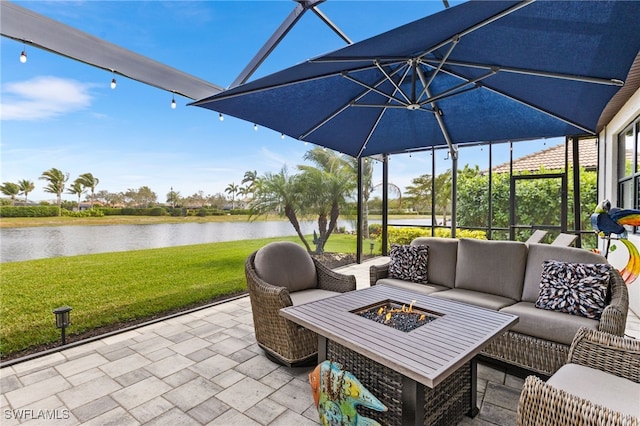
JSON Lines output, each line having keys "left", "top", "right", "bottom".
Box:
{"left": 517, "top": 327, "right": 640, "bottom": 425}
{"left": 245, "top": 241, "right": 356, "bottom": 366}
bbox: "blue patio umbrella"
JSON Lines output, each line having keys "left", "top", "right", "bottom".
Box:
{"left": 192, "top": 0, "right": 640, "bottom": 159}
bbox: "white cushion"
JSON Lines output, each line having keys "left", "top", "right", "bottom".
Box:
{"left": 548, "top": 363, "right": 640, "bottom": 418}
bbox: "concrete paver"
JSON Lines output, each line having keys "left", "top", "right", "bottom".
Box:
{"left": 2, "top": 257, "right": 638, "bottom": 425}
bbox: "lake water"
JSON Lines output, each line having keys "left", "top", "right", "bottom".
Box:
{"left": 0, "top": 218, "right": 432, "bottom": 263}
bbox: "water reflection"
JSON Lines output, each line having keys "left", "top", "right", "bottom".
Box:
{"left": 1, "top": 218, "right": 434, "bottom": 263}
{"left": 0, "top": 220, "right": 353, "bottom": 263}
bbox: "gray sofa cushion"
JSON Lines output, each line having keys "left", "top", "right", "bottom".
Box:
{"left": 376, "top": 278, "right": 449, "bottom": 295}
{"left": 411, "top": 237, "right": 458, "bottom": 288}
{"left": 548, "top": 364, "right": 640, "bottom": 418}
{"left": 254, "top": 241, "right": 317, "bottom": 292}
{"left": 500, "top": 302, "right": 599, "bottom": 345}
{"left": 522, "top": 243, "right": 608, "bottom": 303}
{"left": 454, "top": 238, "right": 527, "bottom": 300}
{"left": 430, "top": 288, "right": 517, "bottom": 310}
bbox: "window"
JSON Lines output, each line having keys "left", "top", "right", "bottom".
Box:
{"left": 617, "top": 119, "right": 640, "bottom": 231}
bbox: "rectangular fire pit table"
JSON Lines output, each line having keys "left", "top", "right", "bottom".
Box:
{"left": 280, "top": 284, "right": 518, "bottom": 426}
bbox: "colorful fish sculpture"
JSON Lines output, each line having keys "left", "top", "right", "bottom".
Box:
{"left": 590, "top": 200, "right": 640, "bottom": 283}
{"left": 309, "top": 360, "right": 387, "bottom": 426}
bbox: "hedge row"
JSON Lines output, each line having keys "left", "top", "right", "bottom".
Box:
{"left": 384, "top": 225, "right": 486, "bottom": 247}
{"left": 0, "top": 206, "right": 59, "bottom": 217}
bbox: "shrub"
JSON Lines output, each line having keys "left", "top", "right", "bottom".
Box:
{"left": 0, "top": 206, "right": 59, "bottom": 217}
{"left": 369, "top": 223, "right": 382, "bottom": 238}
{"left": 62, "top": 209, "right": 105, "bottom": 218}
{"left": 99, "top": 208, "right": 123, "bottom": 216}
{"left": 382, "top": 226, "right": 486, "bottom": 249}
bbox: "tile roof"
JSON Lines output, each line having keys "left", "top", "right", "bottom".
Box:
{"left": 492, "top": 139, "right": 598, "bottom": 174}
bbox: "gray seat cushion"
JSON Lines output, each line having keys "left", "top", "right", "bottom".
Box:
{"left": 430, "top": 288, "right": 517, "bottom": 310}
{"left": 500, "top": 302, "right": 598, "bottom": 345}
{"left": 376, "top": 278, "right": 449, "bottom": 295}
{"left": 411, "top": 237, "right": 458, "bottom": 288}
{"left": 548, "top": 363, "right": 640, "bottom": 418}
{"left": 521, "top": 243, "right": 609, "bottom": 303}
{"left": 455, "top": 238, "right": 527, "bottom": 300}
{"left": 289, "top": 289, "right": 340, "bottom": 305}
{"left": 254, "top": 241, "right": 317, "bottom": 292}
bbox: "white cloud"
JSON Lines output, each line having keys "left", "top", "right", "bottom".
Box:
{"left": 1, "top": 76, "right": 92, "bottom": 120}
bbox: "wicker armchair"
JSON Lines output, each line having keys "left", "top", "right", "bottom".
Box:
{"left": 517, "top": 327, "right": 640, "bottom": 425}
{"left": 245, "top": 241, "right": 356, "bottom": 366}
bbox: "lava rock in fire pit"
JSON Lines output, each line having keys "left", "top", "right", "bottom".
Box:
{"left": 357, "top": 302, "right": 437, "bottom": 333}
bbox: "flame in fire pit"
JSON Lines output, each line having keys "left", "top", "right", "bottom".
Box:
{"left": 354, "top": 299, "right": 441, "bottom": 333}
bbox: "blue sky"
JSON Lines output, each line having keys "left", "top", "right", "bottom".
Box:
{"left": 1, "top": 0, "right": 554, "bottom": 203}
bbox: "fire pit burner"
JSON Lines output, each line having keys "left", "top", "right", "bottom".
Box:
{"left": 352, "top": 299, "right": 442, "bottom": 333}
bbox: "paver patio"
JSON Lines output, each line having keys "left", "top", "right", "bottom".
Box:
{"left": 2, "top": 257, "right": 639, "bottom": 425}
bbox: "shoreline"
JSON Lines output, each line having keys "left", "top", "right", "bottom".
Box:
{"left": 0, "top": 213, "right": 432, "bottom": 229}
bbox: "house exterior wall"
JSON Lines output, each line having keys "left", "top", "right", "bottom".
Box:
{"left": 599, "top": 87, "right": 640, "bottom": 316}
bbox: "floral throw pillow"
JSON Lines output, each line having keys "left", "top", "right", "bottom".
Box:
{"left": 535, "top": 260, "right": 611, "bottom": 320}
{"left": 388, "top": 244, "right": 429, "bottom": 284}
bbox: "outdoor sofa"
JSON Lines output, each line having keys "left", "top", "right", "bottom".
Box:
{"left": 370, "top": 237, "right": 629, "bottom": 376}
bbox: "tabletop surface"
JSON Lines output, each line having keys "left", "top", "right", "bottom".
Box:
{"left": 280, "top": 284, "right": 519, "bottom": 387}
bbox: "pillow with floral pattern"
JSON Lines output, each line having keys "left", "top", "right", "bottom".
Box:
{"left": 535, "top": 260, "right": 611, "bottom": 320}
{"left": 388, "top": 244, "right": 429, "bottom": 284}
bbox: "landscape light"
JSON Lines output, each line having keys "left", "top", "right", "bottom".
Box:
{"left": 53, "top": 306, "right": 72, "bottom": 345}
{"left": 20, "top": 49, "right": 27, "bottom": 63}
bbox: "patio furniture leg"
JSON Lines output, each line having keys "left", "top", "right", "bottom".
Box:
{"left": 318, "top": 335, "right": 327, "bottom": 362}
{"left": 402, "top": 376, "right": 425, "bottom": 426}
{"left": 468, "top": 358, "right": 479, "bottom": 417}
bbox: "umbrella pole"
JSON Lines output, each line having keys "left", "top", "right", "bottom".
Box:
{"left": 451, "top": 149, "right": 458, "bottom": 238}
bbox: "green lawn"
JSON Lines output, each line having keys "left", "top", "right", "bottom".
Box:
{"left": 1, "top": 234, "right": 364, "bottom": 358}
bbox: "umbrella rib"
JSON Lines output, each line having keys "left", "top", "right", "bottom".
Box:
{"left": 417, "top": 35, "right": 460, "bottom": 102}
{"left": 423, "top": 58, "right": 625, "bottom": 86}
{"left": 375, "top": 60, "right": 411, "bottom": 103}
{"left": 342, "top": 72, "right": 409, "bottom": 106}
{"left": 418, "top": 68, "right": 496, "bottom": 106}
{"left": 417, "top": 70, "right": 456, "bottom": 154}
{"left": 483, "top": 84, "right": 596, "bottom": 134}
{"left": 357, "top": 108, "right": 385, "bottom": 158}
{"left": 432, "top": 64, "right": 598, "bottom": 134}
{"left": 415, "top": 0, "right": 535, "bottom": 63}
{"left": 313, "top": 1, "right": 534, "bottom": 66}
{"left": 300, "top": 65, "right": 407, "bottom": 140}
{"left": 191, "top": 61, "right": 397, "bottom": 104}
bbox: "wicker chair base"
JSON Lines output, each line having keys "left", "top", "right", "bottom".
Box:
{"left": 327, "top": 340, "right": 472, "bottom": 426}
{"left": 481, "top": 331, "right": 569, "bottom": 376}
{"left": 260, "top": 343, "right": 318, "bottom": 367}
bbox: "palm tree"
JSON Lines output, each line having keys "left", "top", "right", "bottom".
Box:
{"left": 166, "top": 188, "right": 181, "bottom": 208}
{"left": 225, "top": 182, "right": 239, "bottom": 210}
{"left": 300, "top": 148, "right": 356, "bottom": 253}
{"left": 242, "top": 170, "right": 258, "bottom": 194}
{"left": 237, "top": 186, "right": 251, "bottom": 205}
{"left": 77, "top": 173, "right": 99, "bottom": 208}
{"left": 39, "top": 168, "right": 69, "bottom": 216}
{"left": 17, "top": 179, "right": 35, "bottom": 204}
{"left": 249, "top": 167, "right": 311, "bottom": 251}
{"left": 67, "top": 180, "right": 86, "bottom": 209}
{"left": 0, "top": 182, "right": 20, "bottom": 205}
